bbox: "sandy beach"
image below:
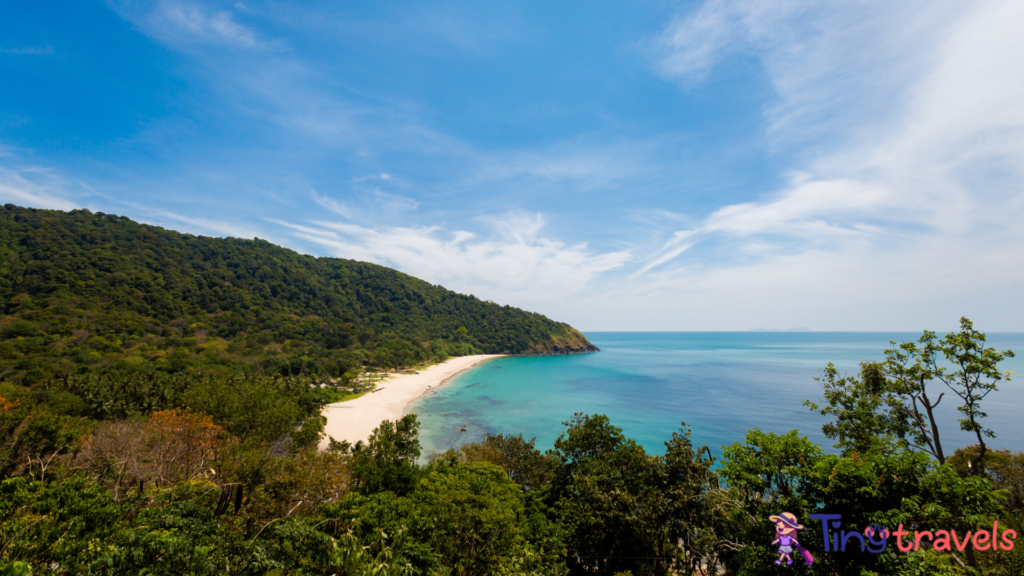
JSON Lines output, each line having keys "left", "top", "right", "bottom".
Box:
{"left": 319, "top": 354, "right": 504, "bottom": 449}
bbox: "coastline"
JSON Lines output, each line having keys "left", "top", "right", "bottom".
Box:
{"left": 319, "top": 354, "right": 504, "bottom": 449}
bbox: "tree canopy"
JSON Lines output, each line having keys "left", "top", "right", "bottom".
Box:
{"left": 0, "top": 204, "right": 596, "bottom": 385}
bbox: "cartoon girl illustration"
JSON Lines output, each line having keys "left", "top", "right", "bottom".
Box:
{"left": 770, "top": 512, "right": 812, "bottom": 566}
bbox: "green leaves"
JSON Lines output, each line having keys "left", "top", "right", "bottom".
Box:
{"left": 0, "top": 203, "right": 595, "bottom": 387}
{"left": 805, "top": 361, "right": 915, "bottom": 455}
{"left": 324, "top": 457, "right": 566, "bottom": 576}
{"left": 719, "top": 433, "right": 1008, "bottom": 575}
{"left": 325, "top": 530, "right": 413, "bottom": 576}
{"left": 413, "top": 462, "right": 539, "bottom": 575}
{"left": 808, "top": 317, "right": 1014, "bottom": 471}
{"left": 931, "top": 318, "right": 1014, "bottom": 439}
{"left": 550, "top": 414, "right": 719, "bottom": 576}
{"left": 440, "top": 433, "right": 556, "bottom": 492}
{"left": 795, "top": 320, "right": 1019, "bottom": 572}
{"left": 352, "top": 415, "right": 423, "bottom": 496}
{"left": 181, "top": 373, "right": 316, "bottom": 445}
{"left": 0, "top": 561, "right": 31, "bottom": 576}
{"left": 883, "top": 317, "right": 1014, "bottom": 470}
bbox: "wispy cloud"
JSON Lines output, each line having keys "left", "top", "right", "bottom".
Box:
{"left": 634, "top": 175, "right": 894, "bottom": 278}
{"left": 310, "top": 187, "right": 419, "bottom": 222}
{"left": 311, "top": 190, "right": 353, "bottom": 219}
{"left": 107, "top": 1, "right": 687, "bottom": 217}
{"left": 652, "top": 0, "right": 962, "bottom": 138}
{"left": 631, "top": 230, "right": 699, "bottom": 279}
{"left": 134, "top": 207, "right": 263, "bottom": 239}
{"left": 13, "top": 0, "right": 1017, "bottom": 331}
{"left": 0, "top": 167, "right": 79, "bottom": 211}
{"left": 372, "top": 190, "right": 418, "bottom": 212}
{"left": 0, "top": 157, "right": 268, "bottom": 241}
{"left": 1, "top": 46, "right": 54, "bottom": 55}
{"left": 275, "top": 213, "right": 631, "bottom": 308}
{"left": 625, "top": 0, "right": 1024, "bottom": 329}
{"left": 466, "top": 137, "right": 665, "bottom": 192}
{"left": 292, "top": 3, "right": 525, "bottom": 56}
{"left": 353, "top": 173, "right": 392, "bottom": 182}
{"left": 112, "top": 0, "right": 267, "bottom": 49}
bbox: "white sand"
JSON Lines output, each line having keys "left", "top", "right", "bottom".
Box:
{"left": 319, "top": 354, "right": 503, "bottom": 449}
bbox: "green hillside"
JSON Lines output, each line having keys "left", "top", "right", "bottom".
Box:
{"left": 0, "top": 204, "right": 596, "bottom": 385}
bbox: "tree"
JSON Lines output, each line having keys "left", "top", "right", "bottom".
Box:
{"left": 720, "top": 431, "right": 1007, "bottom": 575}
{"left": 72, "top": 409, "right": 226, "bottom": 496}
{"left": 435, "top": 433, "right": 557, "bottom": 492}
{"left": 884, "top": 317, "right": 1014, "bottom": 471}
{"left": 807, "top": 317, "right": 1014, "bottom": 470}
{"left": 804, "top": 361, "right": 914, "bottom": 455}
{"left": 661, "top": 424, "right": 727, "bottom": 576}
{"left": 414, "top": 461, "right": 565, "bottom": 576}
{"left": 550, "top": 414, "right": 680, "bottom": 576}
{"left": 352, "top": 415, "right": 422, "bottom": 496}
{"left": 949, "top": 446, "right": 1024, "bottom": 532}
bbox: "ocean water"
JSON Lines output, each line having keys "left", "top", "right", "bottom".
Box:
{"left": 410, "top": 332, "right": 1024, "bottom": 457}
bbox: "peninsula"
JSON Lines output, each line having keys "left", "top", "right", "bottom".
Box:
{"left": 0, "top": 204, "right": 597, "bottom": 388}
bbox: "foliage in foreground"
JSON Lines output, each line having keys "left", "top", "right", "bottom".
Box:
{"left": 1, "top": 318, "right": 1022, "bottom": 575}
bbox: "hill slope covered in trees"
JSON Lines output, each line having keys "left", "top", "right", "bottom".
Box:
{"left": 0, "top": 204, "right": 596, "bottom": 384}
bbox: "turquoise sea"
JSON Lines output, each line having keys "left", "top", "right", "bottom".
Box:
{"left": 411, "top": 332, "right": 1024, "bottom": 458}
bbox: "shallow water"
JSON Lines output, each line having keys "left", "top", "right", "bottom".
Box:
{"left": 411, "top": 332, "right": 1024, "bottom": 457}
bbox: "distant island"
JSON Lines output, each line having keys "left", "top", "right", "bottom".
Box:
{"left": 0, "top": 204, "right": 596, "bottom": 387}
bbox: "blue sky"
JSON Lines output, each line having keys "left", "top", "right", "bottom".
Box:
{"left": 3, "top": 1, "right": 1023, "bottom": 331}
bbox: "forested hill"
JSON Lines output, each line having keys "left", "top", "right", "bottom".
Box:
{"left": 0, "top": 204, "right": 596, "bottom": 384}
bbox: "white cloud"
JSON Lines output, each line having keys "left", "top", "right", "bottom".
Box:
{"left": 136, "top": 207, "right": 263, "bottom": 239}
{"left": 467, "top": 138, "right": 659, "bottom": 191}
{"left": 0, "top": 167, "right": 79, "bottom": 211}
{"left": 0, "top": 161, "right": 266, "bottom": 240}
{"left": 628, "top": 0, "right": 1024, "bottom": 329}
{"left": 275, "top": 213, "right": 631, "bottom": 309}
{"left": 1, "top": 46, "right": 54, "bottom": 55}
{"left": 112, "top": 0, "right": 265, "bottom": 49}
{"left": 372, "top": 190, "right": 419, "bottom": 212}
{"left": 352, "top": 173, "right": 392, "bottom": 182}
{"left": 313, "top": 3, "right": 524, "bottom": 55}
{"left": 25, "top": 0, "right": 1020, "bottom": 332}
{"left": 653, "top": 0, "right": 962, "bottom": 138}
{"left": 631, "top": 230, "right": 698, "bottom": 279}
{"left": 311, "top": 189, "right": 353, "bottom": 219}
{"left": 653, "top": 0, "right": 762, "bottom": 79}
{"left": 591, "top": 220, "right": 1024, "bottom": 331}
{"left": 156, "top": 1, "right": 259, "bottom": 47}
{"left": 311, "top": 188, "right": 418, "bottom": 222}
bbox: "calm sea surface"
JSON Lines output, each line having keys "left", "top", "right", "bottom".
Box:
{"left": 410, "top": 332, "right": 1024, "bottom": 457}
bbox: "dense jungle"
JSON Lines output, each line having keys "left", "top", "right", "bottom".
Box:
{"left": 0, "top": 204, "right": 595, "bottom": 388}
{"left": 1, "top": 204, "right": 1021, "bottom": 575}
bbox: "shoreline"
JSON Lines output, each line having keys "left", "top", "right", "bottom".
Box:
{"left": 319, "top": 354, "right": 504, "bottom": 449}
